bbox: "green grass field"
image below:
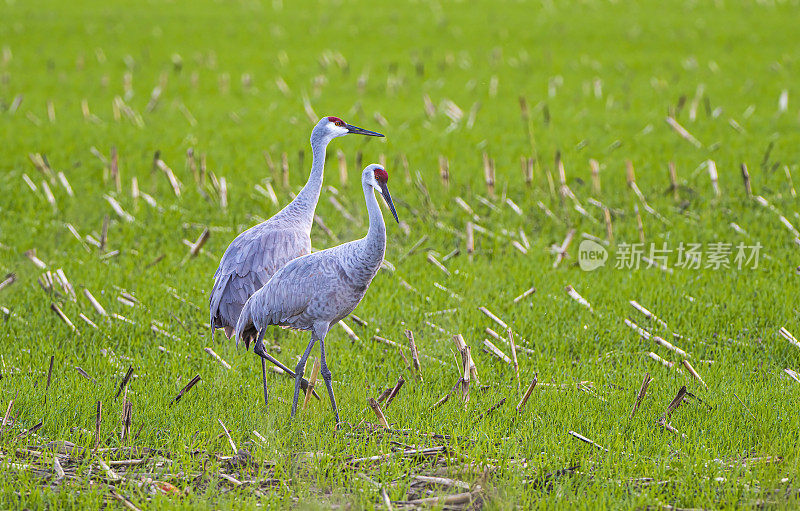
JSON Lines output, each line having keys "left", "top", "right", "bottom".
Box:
{"left": 1, "top": 0, "right": 799, "bottom": 508}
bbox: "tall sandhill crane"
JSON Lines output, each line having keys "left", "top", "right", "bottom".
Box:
{"left": 210, "top": 117, "right": 383, "bottom": 407}
{"left": 235, "top": 164, "right": 399, "bottom": 425}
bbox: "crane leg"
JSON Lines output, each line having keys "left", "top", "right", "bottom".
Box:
{"left": 260, "top": 357, "right": 269, "bottom": 410}
{"left": 290, "top": 336, "right": 317, "bottom": 419}
{"left": 254, "top": 335, "right": 319, "bottom": 399}
{"left": 319, "top": 335, "right": 340, "bottom": 426}
{"left": 252, "top": 329, "right": 269, "bottom": 409}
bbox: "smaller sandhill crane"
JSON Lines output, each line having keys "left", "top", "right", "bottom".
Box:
{"left": 236, "top": 164, "right": 399, "bottom": 424}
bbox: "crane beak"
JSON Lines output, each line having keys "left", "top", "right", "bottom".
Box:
{"left": 346, "top": 123, "right": 384, "bottom": 137}
{"left": 379, "top": 182, "right": 400, "bottom": 223}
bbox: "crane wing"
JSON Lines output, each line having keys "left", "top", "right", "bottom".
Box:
{"left": 240, "top": 249, "right": 347, "bottom": 334}
{"left": 210, "top": 224, "right": 310, "bottom": 335}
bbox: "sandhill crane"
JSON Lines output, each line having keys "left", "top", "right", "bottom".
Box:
{"left": 210, "top": 116, "right": 383, "bottom": 407}
{"left": 235, "top": 164, "right": 399, "bottom": 425}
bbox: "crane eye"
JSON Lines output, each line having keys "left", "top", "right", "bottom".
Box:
{"left": 335, "top": 120, "right": 345, "bottom": 127}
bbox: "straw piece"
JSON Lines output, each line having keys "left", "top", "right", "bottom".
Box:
{"left": 155, "top": 158, "right": 182, "bottom": 197}
{"left": 513, "top": 286, "right": 535, "bottom": 303}
{"left": 368, "top": 398, "right": 389, "bottom": 428}
{"left": 104, "top": 195, "right": 134, "bottom": 222}
{"left": 629, "top": 373, "right": 652, "bottom": 419}
{"left": 302, "top": 358, "right": 320, "bottom": 411}
{"left": 508, "top": 329, "right": 519, "bottom": 392}
{"left": 171, "top": 375, "right": 202, "bottom": 405}
{"left": 551, "top": 229, "right": 576, "bottom": 268}
{"left": 217, "top": 418, "right": 238, "bottom": 454}
{"left": 83, "top": 288, "right": 107, "bottom": 315}
{"left": 630, "top": 302, "right": 670, "bottom": 333}
{"left": 204, "top": 347, "right": 231, "bottom": 370}
{"left": 707, "top": 159, "right": 721, "bottom": 197}
{"left": 50, "top": 303, "right": 78, "bottom": 334}
{"left": 647, "top": 352, "right": 682, "bottom": 373}
{"left": 96, "top": 457, "right": 120, "bottom": 481}
{"left": 25, "top": 249, "right": 47, "bottom": 269}
{"left": 384, "top": 376, "right": 406, "bottom": 408}
{"left": 188, "top": 228, "right": 210, "bottom": 259}
{"left": 483, "top": 339, "right": 511, "bottom": 364}
{"left": 466, "top": 222, "right": 474, "bottom": 258}
{"left": 666, "top": 116, "right": 702, "bottom": 148}
{"left": 740, "top": 163, "right": 752, "bottom": 197}
{"left": 114, "top": 366, "right": 134, "bottom": 400}
{"left": 779, "top": 327, "right": 800, "bottom": 350}
{"left": 664, "top": 386, "right": 688, "bottom": 419}
{"left": 590, "top": 159, "right": 600, "bottom": 194}
{"left": 565, "top": 285, "right": 592, "bottom": 311}
{"left": 568, "top": 430, "right": 608, "bottom": 452}
{"left": 405, "top": 330, "right": 422, "bottom": 380}
{"left": 516, "top": 375, "right": 538, "bottom": 412}
{"left": 426, "top": 253, "right": 451, "bottom": 276}
{"left": 338, "top": 320, "right": 360, "bottom": 341}
{"left": 431, "top": 377, "right": 462, "bottom": 410}
{"left": 478, "top": 306, "right": 508, "bottom": 331}
{"left": 474, "top": 397, "right": 506, "bottom": 423}
{"left": 486, "top": 327, "right": 535, "bottom": 355}
{"left": 78, "top": 313, "right": 98, "bottom": 329}
{"left": 94, "top": 401, "right": 102, "bottom": 450}
{"left": 682, "top": 360, "right": 708, "bottom": 389}
{"left": 453, "top": 334, "right": 479, "bottom": 385}
{"left": 0, "top": 273, "right": 17, "bottom": 293}
{"left": 654, "top": 336, "right": 689, "bottom": 359}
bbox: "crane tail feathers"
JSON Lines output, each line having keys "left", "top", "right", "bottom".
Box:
{"left": 234, "top": 298, "right": 258, "bottom": 350}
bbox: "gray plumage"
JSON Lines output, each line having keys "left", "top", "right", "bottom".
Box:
{"left": 235, "top": 164, "right": 399, "bottom": 424}
{"left": 209, "top": 116, "right": 382, "bottom": 347}
{"left": 235, "top": 234, "right": 383, "bottom": 340}
{"left": 210, "top": 209, "right": 312, "bottom": 347}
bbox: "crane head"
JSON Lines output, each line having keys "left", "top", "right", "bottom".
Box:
{"left": 364, "top": 164, "right": 399, "bottom": 223}
{"left": 314, "top": 116, "right": 384, "bottom": 141}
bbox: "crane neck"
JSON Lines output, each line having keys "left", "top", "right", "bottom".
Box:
{"left": 287, "top": 133, "right": 328, "bottom": 227}
{"left": 363, "top": 181, "right": 386, "bottom": 249}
